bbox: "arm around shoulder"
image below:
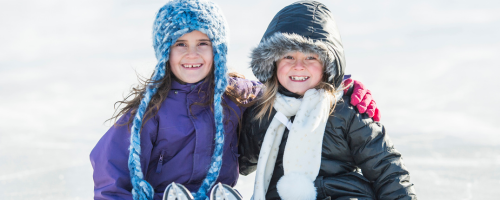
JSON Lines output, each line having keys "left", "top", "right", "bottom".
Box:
{"left": 228, "top": 76, "right": 263, "bottom": 105}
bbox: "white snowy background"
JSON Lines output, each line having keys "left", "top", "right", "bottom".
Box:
{"left": 1, "top": 0, "right": 499, "bottom": 199}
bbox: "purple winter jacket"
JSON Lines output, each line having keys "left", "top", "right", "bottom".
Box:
{"left": 90, "top": 77, "right": 261, "bottom": 199}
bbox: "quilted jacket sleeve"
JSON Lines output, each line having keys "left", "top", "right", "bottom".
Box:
{"left": 90, "top": 113, "right": 158, "bottom": 199}
{"left": 238, "top": 105, "right": 274, "bottom": 176}
{"left": 238, "top": 105, "right": 260, "bottom": 176}
{"left": 347, "top": 112, "right": 417, "bottom": 199}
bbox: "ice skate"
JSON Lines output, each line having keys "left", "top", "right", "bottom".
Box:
{"left": 209, "top": 183, "right": 242, "bottom": 200}
{"left": 163, "top": 182, "right": 194, "bottom": 200}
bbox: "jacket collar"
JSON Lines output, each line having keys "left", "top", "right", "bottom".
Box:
{"left": 278, "top": 83, "right": 302, "bottom": 99}
{"left": 171, "top": 77, "right": 206, "bottom": 92}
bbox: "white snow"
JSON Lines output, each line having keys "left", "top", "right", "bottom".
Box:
{"left": 0, "top": 0, "right": 499, "bottom": 199}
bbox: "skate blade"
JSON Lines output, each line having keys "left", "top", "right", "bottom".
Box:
{"left": 210, "top": 183, "right": 242, "bottom": 200}
{"left": 163, "top": 182, "right": 194, "bottom": 200}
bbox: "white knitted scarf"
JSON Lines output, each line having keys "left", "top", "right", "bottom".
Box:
{"left": 251, "top": 89, "right": 343, "bottom": 200}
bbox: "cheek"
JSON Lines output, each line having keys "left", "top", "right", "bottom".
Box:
{"left": 168, "top": 59, "right": 176, "bottom": 70}
{"left": 309, "top": 65, "right": 323, "bottom": 85}
{"left": 169, "top": 50, "right": 180, "bottom": 61}
{"left": 311, "top": 76, "right": 322, "bottom": 87}
{"left": 276, "top": 69, "right": 288, "bottom": 85}
{"left": 204, "top": 65, "right": 213, "bottom": 75}
{"left": 202, "top": 58, "right": 214, "bottom": 77}
{"left": 202, "top": 48, "right": 214, "bottom": 59}
{"left": 169, "top": 60, "right": 179, "bottom": 76}
{"left": 311, "top": 65, "right": 323, "bottom": 77}
{"left": 201, "top": 51, "right": 214, "bottom": 66}
{"left": 276, "top": 64, "right": 289, "bottom": 79}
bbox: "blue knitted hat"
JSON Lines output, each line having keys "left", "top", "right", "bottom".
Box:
{"left": 127, "top": 0, "right": 229, "bottom": 199}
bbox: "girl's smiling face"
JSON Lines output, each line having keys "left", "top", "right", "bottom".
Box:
{"left": 169, "top": 30, "right": 213, "bottom": 83}
{"left": 276, "top": 51, "right": 323, "bottom": 95}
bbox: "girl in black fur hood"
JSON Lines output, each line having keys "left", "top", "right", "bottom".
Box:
{"left": 239, "top": 1, "right": 417, "bottom": 200}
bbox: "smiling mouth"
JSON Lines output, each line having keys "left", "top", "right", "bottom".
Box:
{"left": 290, "top": 76, "right": 310, "bottom": 81}
{"left": 182, "top": 64, "right": 203, "bottom": 68}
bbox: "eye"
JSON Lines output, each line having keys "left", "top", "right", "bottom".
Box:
{"left": 306, "top": 56, "right": 317, "bottom": 60}
{"left": 175, "top": 42, "right": 187, "bottom": 47}
{"left": 284, "top": 55, "right": 294, "bottom": 59}
{"left": 199, "top": 42, "right": 211, "bottom": 46}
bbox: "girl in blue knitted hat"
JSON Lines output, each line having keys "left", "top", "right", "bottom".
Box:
{"left": 90, "top": 0, "right": 379, "bottom": 200}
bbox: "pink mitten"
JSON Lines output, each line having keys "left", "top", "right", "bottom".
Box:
{"left": 343, "top": 79, "right": 381, "bottom": 122}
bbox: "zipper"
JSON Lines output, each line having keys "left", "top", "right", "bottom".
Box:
{"left": 156, "top": 151, "right": 165, "bottom": 174}
{"left": 231, "top": 143, "right": 240, "bottom": 161}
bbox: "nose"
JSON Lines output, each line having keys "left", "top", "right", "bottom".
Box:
{"left": 292, "top": 60, "right": 306, "bottom": 70}
{"left": 185, "top": 46, "right": 199, "bottom": 58}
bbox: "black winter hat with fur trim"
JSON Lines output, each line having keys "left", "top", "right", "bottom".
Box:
{"left": 250, "top": 0, "right": 345, "bottom": 88}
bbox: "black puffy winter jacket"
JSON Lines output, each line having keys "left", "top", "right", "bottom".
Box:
{"left": 242, "top": 1, "right": 416, "bottom": 199}
{"left": 239, "top": 87, "right": 417, "bottom": 200}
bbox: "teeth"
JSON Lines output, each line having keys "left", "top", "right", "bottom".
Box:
{"left": 183, "top": 64, "right": 201, "bottom": 68}
{"left": 291, "top": 76, "right": 309, "bottom": 81}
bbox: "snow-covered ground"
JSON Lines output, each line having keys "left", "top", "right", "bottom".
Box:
{"left": 1, "top": 0, "right": 499, "bottom": 199}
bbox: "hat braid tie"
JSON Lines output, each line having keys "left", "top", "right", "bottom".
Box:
{"left": 129, "top": 61, "right": 166, "bottom": 200}
{"left": 192, "top": 52, "right": 228, "bottom": 200}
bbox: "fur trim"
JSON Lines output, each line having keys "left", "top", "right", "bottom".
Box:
{"left": 128, "top": 0, "right": 229, "bottom": 199}
{"left": 277, "top": 173, "right": 317, "bottom": 200}
{"left": 250, "top": 32, "right": 336, "bottom": 84}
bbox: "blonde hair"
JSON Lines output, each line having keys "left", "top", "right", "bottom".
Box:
{"left": 253, "top": 71, "right": 343, "bottom": 122}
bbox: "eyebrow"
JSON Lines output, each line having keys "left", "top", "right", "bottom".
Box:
{"left": 175, "top": 39, "right": 211, "bottom": 42}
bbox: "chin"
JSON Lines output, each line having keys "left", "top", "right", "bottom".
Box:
{"left": 292, "top": 90, "right": 307, "bottom": 95}
{"left": 184, "top": 77, "right": 205, "bottom": 83}
{"left": 288, "top": 85, "right": 311, "bottom": 95}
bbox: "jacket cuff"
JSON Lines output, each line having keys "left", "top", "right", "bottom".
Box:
{"left": 314, "top": 176, "right": 327, "bottom": 200}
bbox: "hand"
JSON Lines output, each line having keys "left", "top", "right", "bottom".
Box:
{"left": 343, "top": 79, "right": 381, "bottom": 121}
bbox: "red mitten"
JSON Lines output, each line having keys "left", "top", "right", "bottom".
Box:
{"left": 342, "top": 79, "right": 381, "bottom": 122}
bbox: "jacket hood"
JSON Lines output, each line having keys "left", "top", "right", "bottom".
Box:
{"left": 250, "top": 1, "right": 345, "bottom": 88}
{"left": 128, "top": 0, "right": 230, "bottom": 199}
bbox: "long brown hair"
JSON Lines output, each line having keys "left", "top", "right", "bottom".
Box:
{"left": 108, "top": 62, "right": 255, "bottom": 130}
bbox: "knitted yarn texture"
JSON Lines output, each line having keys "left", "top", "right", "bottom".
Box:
{"left": 128, "top": 0, "right": 229, "bottom": 199}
